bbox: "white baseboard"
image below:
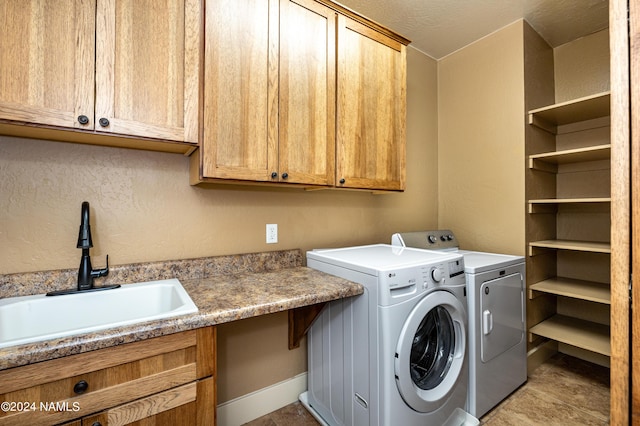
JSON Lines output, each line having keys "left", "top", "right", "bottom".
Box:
{"left": 216, "top": 372, "right": 308, "bottom": 426}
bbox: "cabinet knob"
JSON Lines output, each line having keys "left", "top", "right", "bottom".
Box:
{"left": 92, "top": 423, "right": 102, "bottom": 426}
{"left": 271, "top": 172, "right": 278, "bottom": 179}
{"left": 73, "top": 380, "right": 89, "bottom": 395}
{"left": 98, "top": 117, "right": 110, "bottom": 127}
{"left": 281, "top": 172, "right": 288, "bottom": 179}
{"left": 77, "top": 115, "right": 89, "bottom": 125}
{"left": 339, "top": 178, "right": 346, "bottom": 184}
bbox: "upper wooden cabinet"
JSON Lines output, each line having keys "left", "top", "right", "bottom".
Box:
{"left": 279, "top": 0, "right": 336, "bottom": 186}
{"left": 0, "top": 0, "right": 95, "bottom": 130}
{"left": 192, "top": 0, "right": 409, "bottom": 191}
{"left": 94, "top": 0, "right": 201, "bottom": 143}
{"left": 196, "top": 0, "right": 335, "bottom": 186}
{"left": 336, "top": 15, "right": 407, "bottom": 191}
{"left": 196, "top": 0, "right": 275, "bottom": 182}
{"left": 0, "top": 0, "right": 201, "bottom": 146}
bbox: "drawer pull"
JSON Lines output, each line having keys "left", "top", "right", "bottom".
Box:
{"left": 92, "top": 423, "right": 102, "bottom": 426}
{"left": 74, "top": 380, "right": 89, "bottom": 395}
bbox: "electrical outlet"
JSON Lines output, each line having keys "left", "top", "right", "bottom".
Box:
{"left": 266, "top": 224, "right": 278, "bottom": 244}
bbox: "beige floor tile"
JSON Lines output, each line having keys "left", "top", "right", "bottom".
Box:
{"left": 243, "top": 402, "right": 319, "bottom": 426}
{"left": 526, "top": 355, "right": 610, "bottom": 421}
{"left": 482, "top": 387, "right": 607, "bottom": 426}
{"left": 244, "top": 355, "right": 610, "bottom": 426}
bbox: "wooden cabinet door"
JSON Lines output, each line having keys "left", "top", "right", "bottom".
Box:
{"left": 201, "top": 0, "right": 278, "bottom": 181}
{"left": 80, "top": 378, "right": 214, "bottom": 426}
{"left": 0, "top": 0, "right": 95, "bottom": 130}
{"left": 94, "top": 0, "right": 201, "bottom": 143}
{"left": 278, "top": 0, "right": 335, "bottom": 186}
{"left": 336, "top": 15, "right": 406, "bottom": 191}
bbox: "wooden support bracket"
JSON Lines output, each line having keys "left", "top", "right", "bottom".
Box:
{"left": 528, "top": 203, "right": 559, "bottom": 214}
{"left": 529, "top": 158, "right": 558, "bottom": 173}
{"left": 288, "top": 302, "right": 328, "bottom": 350}
{"left": 529, "top": 244, "right": 548, "bottom": 257}
{"left": 528, "top": 113, "right": 557, "bottom": 134}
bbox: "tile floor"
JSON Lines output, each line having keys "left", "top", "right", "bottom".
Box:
{"left": 243, "top": 354, "right": 610, "bottom": 426}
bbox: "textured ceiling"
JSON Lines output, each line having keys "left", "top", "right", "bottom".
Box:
{"left": 337, "top": 0, "right": 609, "bottom": 59}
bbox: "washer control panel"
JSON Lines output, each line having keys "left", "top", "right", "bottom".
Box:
{"left": 378, "top": 257, "right": 466, "bottom": 306}
{"left": 448, "top": 258, "right": 465, "bottom": 277}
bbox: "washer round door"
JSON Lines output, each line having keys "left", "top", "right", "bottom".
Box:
{"left": 394, "top": 290, "right": 466, "bottom": 413}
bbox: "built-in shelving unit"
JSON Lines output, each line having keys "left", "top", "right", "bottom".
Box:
{"left": 526, "top": 91, "right": 611, "bottom": 367}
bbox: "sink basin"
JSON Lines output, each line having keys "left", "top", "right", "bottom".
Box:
{"left": 0, "top": 279, "right": 198, "bottom": 349}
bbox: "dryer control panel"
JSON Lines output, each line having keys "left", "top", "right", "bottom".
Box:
{"left": 391, "top": 230, "right": 460, "bottom": 251}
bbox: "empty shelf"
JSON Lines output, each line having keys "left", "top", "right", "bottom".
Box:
{"left": 529, "top": 144, "right": 611, "bottom": 171}
{"left": 528, "top": 92, "right": 611, "bottom": 133}
{"left": 529, "top": 315, "right": 610, "bottom": 356}
{"left": 528, "top": 198, "right": 611, "bottom": 213}
{"left": 529, "top": 277, "right": 610, "bottom": 304}
{"left": 529, "top": 240, "right": 611, "bottom": 255}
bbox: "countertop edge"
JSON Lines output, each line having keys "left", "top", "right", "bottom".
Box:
{"left": 0, "top": 267, "right": 363, "bottom": 370}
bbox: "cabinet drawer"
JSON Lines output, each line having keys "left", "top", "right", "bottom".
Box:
{"left": 0, "top": 329, "right": 215, "bottom": 426}
{"left": 82, "top": 377, "right": 214, "bottom": 426}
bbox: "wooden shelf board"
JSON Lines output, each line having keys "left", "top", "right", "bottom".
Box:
{"left": 528, "top": 198, "right": 611, "bottom": 213}
{"left": 529, "top": 240, "right": 611, "bottom": 255}
{"left": 529, "top": 198, "right": 611, "bottom": 204}
{"left": 529, "top": 315, "right": 610, "bottom": 356}
{"left": 528, "top": 92, "right": 611, "bottom": 132}
{"left": 529, "top": 277, "right": 611, "bottom": 304}
{"left": 529, "top": 144, "right": 611, "bottom": 169}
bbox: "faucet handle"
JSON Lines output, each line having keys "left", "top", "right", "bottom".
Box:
{"left": 91, "top": 254, "right": 109, "bottom": 279}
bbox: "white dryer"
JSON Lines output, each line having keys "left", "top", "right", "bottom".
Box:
{"left": 301, "top": 244, "right": 476, "bottom": 425}
{"left": 392, "top": 231, "right": 527, "bottom": 418}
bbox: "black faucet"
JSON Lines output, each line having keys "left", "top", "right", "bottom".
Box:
{"left": 47, "top": 202, "right": 120, "bottom": 296}
{"left": 77, "top": 201, "right": 109, "bottom": 290}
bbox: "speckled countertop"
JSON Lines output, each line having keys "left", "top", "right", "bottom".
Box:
{"left": 0, "top": 249, "right": 363, "bottom": 370}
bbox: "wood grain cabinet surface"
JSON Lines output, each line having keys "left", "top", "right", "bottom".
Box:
{"left": 0, "top": 327, "right": 216, "bottom": 426}
{"left": 192, "top": 0, "right": 409, "bottom": 191}
{"left": 0, "top": 0, "right": 201, "bottom": 148}
{"left": 194, "top": 0, "right": 336, "bottom": 186}
{"left": 336, "top": 15, "right": 407, "bottom": 191}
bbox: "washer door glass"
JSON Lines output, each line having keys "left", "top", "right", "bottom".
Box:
{"left": 395, "top": 291, "right": 466, "bottom": 413}
{"left": 411, "top": 306, "right": 455, "bottom": 390}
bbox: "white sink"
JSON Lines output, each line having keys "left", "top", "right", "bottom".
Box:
{"left": 0, "top": 278, "right": 198, "bottom": 349}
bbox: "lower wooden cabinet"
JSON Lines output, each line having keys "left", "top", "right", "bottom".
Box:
{"left": 76, "top": 378, "right": 214, "bottom": 426}
{"left": 0, "top": 327, "right": 216, "bottom": 426}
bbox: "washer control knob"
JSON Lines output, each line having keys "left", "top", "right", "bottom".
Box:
{"left": 447, "top": 234, "right": 454, "bottom": 241}
{"left": 428, "top": 235, "right": 437, "bottom": 244}
{"left": 431, "top": 267, "right": 444, "bottom": 283}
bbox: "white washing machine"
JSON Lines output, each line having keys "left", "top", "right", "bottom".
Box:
{"left": 392, "top": 231, "right": 527, "bottom": 418}
{"left": 301, "top": 244, "right": 477, "bottom": 426}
